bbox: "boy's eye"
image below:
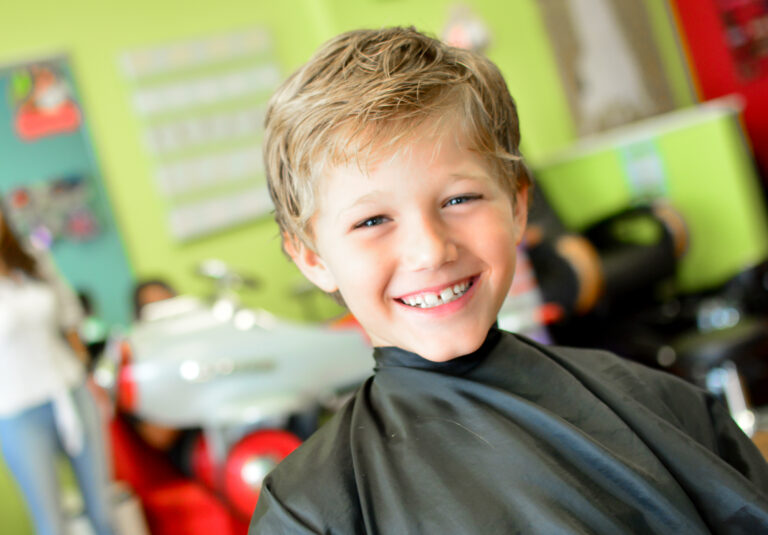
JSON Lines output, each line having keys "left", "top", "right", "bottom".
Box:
{"left": 353, "top": 215, "right": 389, "bottom": 229}
{"left": 444, "top": 194, "right": 482, "bottom": 207}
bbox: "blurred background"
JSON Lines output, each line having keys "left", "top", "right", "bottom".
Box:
{"left": 1, "top": 0, "right": 768, "bottom": 533}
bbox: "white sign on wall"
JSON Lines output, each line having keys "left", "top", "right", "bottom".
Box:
{"left": 120, "top": 28, "right": 280, "bottom": 241}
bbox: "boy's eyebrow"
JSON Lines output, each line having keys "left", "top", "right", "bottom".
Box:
{"left": 448, "top": 172, "right": 491, "bottom": 182}
{"left": 334, "top": 192, "right": 386, "bottom": 221}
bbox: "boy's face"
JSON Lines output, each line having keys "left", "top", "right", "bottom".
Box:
{"left": 289, "top": 128, "right": 528, "bottom": 362}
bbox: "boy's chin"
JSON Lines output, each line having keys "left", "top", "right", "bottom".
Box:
{"left": 398, "top": 330, "right": 492, "bottom": 362}
{"left": 366, "top": 310, "right": 500, "bottom": 361}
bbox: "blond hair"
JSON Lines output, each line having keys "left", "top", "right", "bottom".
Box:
{"left": 264, "top": 26, "right": 529, "bottom": 249}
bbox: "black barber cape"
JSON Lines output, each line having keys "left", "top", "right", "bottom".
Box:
{"left": 250, "top": 328, "right": 768, "bottom": 534}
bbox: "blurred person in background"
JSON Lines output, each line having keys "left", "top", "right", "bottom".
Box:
{"left": 125, "top": 278, "right": 186, "bottom": 452}
{"left": 0, "top": 202, "right": 114, "bottom": 535}
{"left": 132, "top": 278, "right": 176, "bottom": 322}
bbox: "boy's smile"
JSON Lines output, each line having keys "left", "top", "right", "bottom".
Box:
{"left": 289, "top": 127, "right": 527, "bottom": 362}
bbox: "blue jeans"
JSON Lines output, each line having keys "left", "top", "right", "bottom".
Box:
{"left": 0, "top": 383, "right": 114, "bottom": 535}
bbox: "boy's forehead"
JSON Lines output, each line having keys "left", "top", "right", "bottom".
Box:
{"left": 324, "top": 116, "right": 471, "bottom": 178}
{"left": 317, "top": 134, "right": 458, "bottom": 201}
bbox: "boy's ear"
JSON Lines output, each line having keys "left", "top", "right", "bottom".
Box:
{"left": 513, "top": 185, "right": 529, "bottom": 246}
{"left": 283, "top": 233, "right": 339, "bottom": 293}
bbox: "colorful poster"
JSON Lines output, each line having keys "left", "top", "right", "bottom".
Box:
{"left": 8, "top": 62, "right": 81, "bottom": 141}
{"left": 7, "top": 175, "right": 100, "bottom": 247}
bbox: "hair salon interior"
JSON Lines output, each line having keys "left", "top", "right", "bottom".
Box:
{"left": 1, "top": 0, "right": 768, "bottom": 533}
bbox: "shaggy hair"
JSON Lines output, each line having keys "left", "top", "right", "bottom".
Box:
{"left": 263, "top": 26, "right": 529, "bottom": 250}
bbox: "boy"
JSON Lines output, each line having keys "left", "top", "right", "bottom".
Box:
{"left": 250, "top": 27, "right": 768, "bottom": 533}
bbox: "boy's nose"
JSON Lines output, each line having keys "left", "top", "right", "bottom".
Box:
{"left": 401, "top": 214, "right": 458, "bottom": 271}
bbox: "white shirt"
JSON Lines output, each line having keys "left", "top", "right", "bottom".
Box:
{"left": 0, "top": 255, "right": 85, "bottom": 417}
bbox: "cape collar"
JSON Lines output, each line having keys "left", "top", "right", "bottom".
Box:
{"left": 373, "top": 326, "right": 502, "bottom": 376}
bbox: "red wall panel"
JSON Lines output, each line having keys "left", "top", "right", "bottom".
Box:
{"left": 672, "top": 0, "right": 768, "bottom": 181}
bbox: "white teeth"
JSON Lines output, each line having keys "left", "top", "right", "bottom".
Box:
{"left": 400, "top": 279, "right": 472, "bottom": 309}
{"left": 439, "top": 288, "right": 454, "bottom": 302}
{"left": 404, "top": 295, "right": 424, "bottom": 307}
